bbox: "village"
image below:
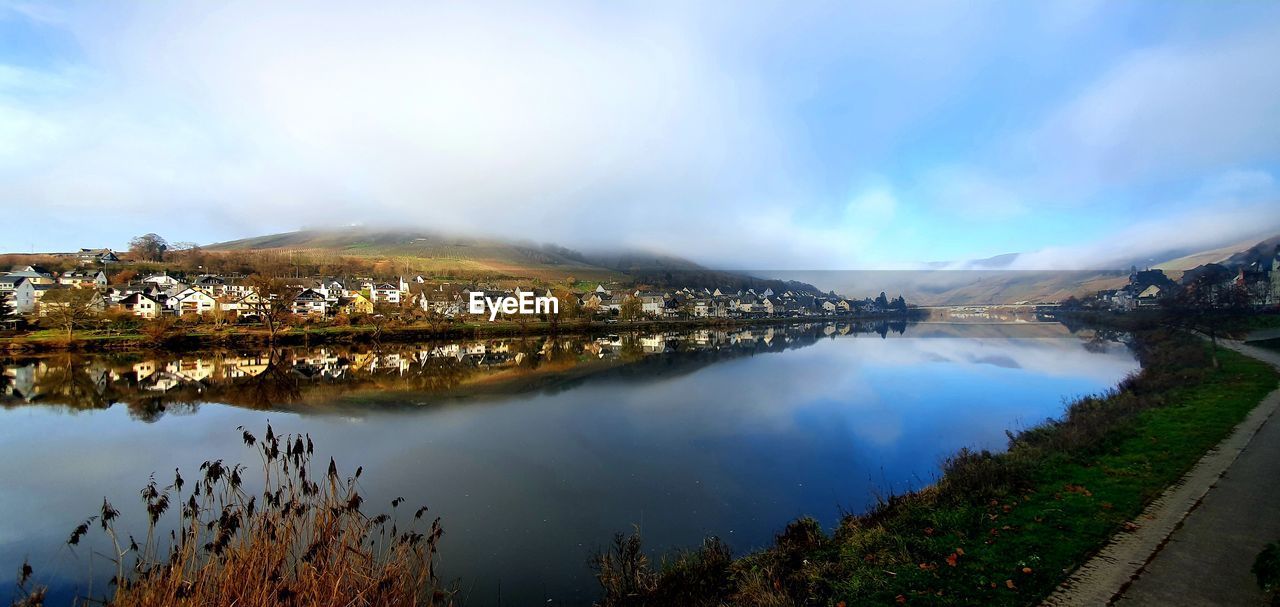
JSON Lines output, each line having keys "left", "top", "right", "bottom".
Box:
{"left": 0, "top": 246, "right": 914, "bottom": 335}
{"left": 1077, "top": 245, "right": 1280, "bottom": 312}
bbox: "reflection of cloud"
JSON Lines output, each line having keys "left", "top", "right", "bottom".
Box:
{"left": 586, "top": 334, "right": 1138, "bottom": 447}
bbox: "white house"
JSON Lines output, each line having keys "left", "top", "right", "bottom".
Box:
{"left": 0, "top": 275, "right": 27, "bottom": 295}
{"left": 143, "top": 274, "right": 184, "bottom": 288}
{"left": 365, "top": 282, "right": 402, "bottom": 304}
{"left": 170, "top": 288, "right": 219, "bottom": 316}
{"left": 9, "top": 280, "right": 39, "bottom": 314}
{"left": 635, "top": 291, "right": 666, "bottom": 316}
{"left": 58, "top": 270, "right": 108, "bottom": 287}
{"left": 118, "top": 292, "right": 165, "bottom": 319}
{"left": 7, "top": 267, "right": 55, "bottom": 286}
{"left": 291, "top": 289, "right": 330, "bottom": 316}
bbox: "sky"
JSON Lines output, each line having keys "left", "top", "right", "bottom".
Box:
{"left": 1, "top": 0, "right": 1279, "bottom": 270}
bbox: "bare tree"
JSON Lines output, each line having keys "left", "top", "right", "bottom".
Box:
{"left": 1168, "top": 273, "right": 1250, "bottom": 368}
{"left": 39, "top": 287, "right": 102, "bottom": 341}
{"left": 129, "top": 233, "right": 169, "bottom": 262}
{"left": 246, "top": 274, "right": 300, "bottom": 342}
{"left": 619, "top": 295, "right": 643, "bottom": 321}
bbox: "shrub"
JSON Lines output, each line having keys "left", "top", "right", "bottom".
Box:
{"left": 1255, "top": 542, "right": 1280, "bottom": 605}
{"left": 54, "top": 424, "right": 449, "bottom": 607}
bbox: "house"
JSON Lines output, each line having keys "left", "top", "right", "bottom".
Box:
{"left": 291, "top": 289, "right": 330, "bottom": 316}
{"left": 6, "top": 266, "right": 55, "bottom": 286}
{"left": 735, "top": 295, "right": 761, "bottom": 315}
{"left": 192, "top": 275, "right": 231, "bottom": 297}
{"left": 1235, "top": 264, "right": 1271, "bottom": 306}
{"left": 688, "top": 297, "right": 710, "bottom": 317}
{"left": 1136, "top": 285, "right": 1164, "bottom": 307}
{"left": 0, "top": 275, "right": 27, "bottom": 294}
{"left": 106, "top": 283, "right": 167, "bottom": 304}
{"left": 170, "top": 287, "right": 219, "bottom": 316}
{"left": 9, "top": 279, "right": 38, "bottom": 314}
{"left": 761, "top": 296, "right": 784, "bottom": 316}
{"left": 117, "top": 292, "right": 165, "bottom": 319}
{"left": 38, "top": 288, "right": 106, "bottom": 317}
{"left": 365, "top": 282, "right": 402, "bottom": 304}
{"left": 58, "top": 270, "right": 108, "bottom": 287}
{"left": 76, "top": 248, "right": 120, "bottom": 265}
{"left": 143, "top": 273, "right": 184, "bottom": 288}
{"left": 1272, "top": 246, "right": 1280, "bottom": 305}
{"left": 634, "top": 291, "right": 666, "bottom": 316}
{"left": 416, "top": 291, "right": 462, "bottom": 317}
{"left": 339, "top": 293, "right": 375, "bottom": 315}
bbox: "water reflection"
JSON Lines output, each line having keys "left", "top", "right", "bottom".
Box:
{"left": 0, "top": 321, "right": 1138, "bottom": 606}
{"left": 1, "top": 322, "right": 912, "bottom": 417}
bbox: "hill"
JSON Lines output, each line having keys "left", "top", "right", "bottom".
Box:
{"left": 206, "top": 228, "right": 824, "bottom": 295}
{"left": 787, "top": 234, "right": 1280, "bottom": 306}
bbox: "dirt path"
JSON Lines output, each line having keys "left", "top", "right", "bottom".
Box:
{"left": 1043, "top": 339, "right": 1280, "bottom": 606}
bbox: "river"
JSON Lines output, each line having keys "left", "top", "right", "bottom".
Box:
{"left": 0, "top": 321, "right": 1139, "bottom": 605}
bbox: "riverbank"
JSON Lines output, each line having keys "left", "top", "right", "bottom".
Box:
{"left": 0, "top": 311, "right": 923, "bottom": 354}
{"left": 1091, "top": 339, "right": 1280, "bottom": 605}
{"left": 594, "top": 328, "right": 1280, "bottom": 606}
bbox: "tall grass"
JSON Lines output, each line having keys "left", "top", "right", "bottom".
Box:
{"left": 37, "top": 424, "right": 449, "bottom": 606}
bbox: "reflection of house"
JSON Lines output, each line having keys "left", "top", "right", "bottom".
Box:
{"left": 2, "top": 365, "right": 37, "bottom": 401}
{"left": 133, "top": 361, "right": 158, "bottom": 381}
{"left": 639, "top": 335, "right": 668, "bottom": 353}
{"left": 225, "top": 355, "right": 271, "bottom": 378}
{"left": 169, "top": 358, "right": 216, "bottom": 382}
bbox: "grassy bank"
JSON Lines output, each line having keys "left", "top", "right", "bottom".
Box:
{"left": 596, "top": 329, "right": 1279, "bottom": 605}
{"left": 0, "top": 311, "right": 922, "bottom": 354}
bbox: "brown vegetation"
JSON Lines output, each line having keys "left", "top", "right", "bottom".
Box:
{"left": 17, "top": 424, "right": 449, "bottom": 607}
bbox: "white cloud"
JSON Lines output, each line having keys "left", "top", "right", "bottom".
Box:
{"left": 1008, "top": 177, "right": 1280, "bottom": 270}
{"left": 0, "top": 1, "right": 816, "bottom": 264}
{"left": 1, "top": 1, "right": 1278, "bottom": 271}
{"left": 1023, "top": 30, "right": 1280, "bottom": 194}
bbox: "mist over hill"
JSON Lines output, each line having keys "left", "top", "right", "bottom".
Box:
{"left": 206, "top": 228, "right": 1280, "bottom": 304}
{"left": 207, "top": 228, "right": 825, "bottom": 295}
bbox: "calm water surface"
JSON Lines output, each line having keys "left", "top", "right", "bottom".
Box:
{"left": 0, "top": 322, "right": 1138, "bottom": 605}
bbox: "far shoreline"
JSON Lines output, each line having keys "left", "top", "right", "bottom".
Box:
{"left": 0, "top": 310, "right": 928, "bottom": 355}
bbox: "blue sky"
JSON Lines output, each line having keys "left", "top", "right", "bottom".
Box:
{"left": 1, "top": 1, "right": 1278, "bottom": 269}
